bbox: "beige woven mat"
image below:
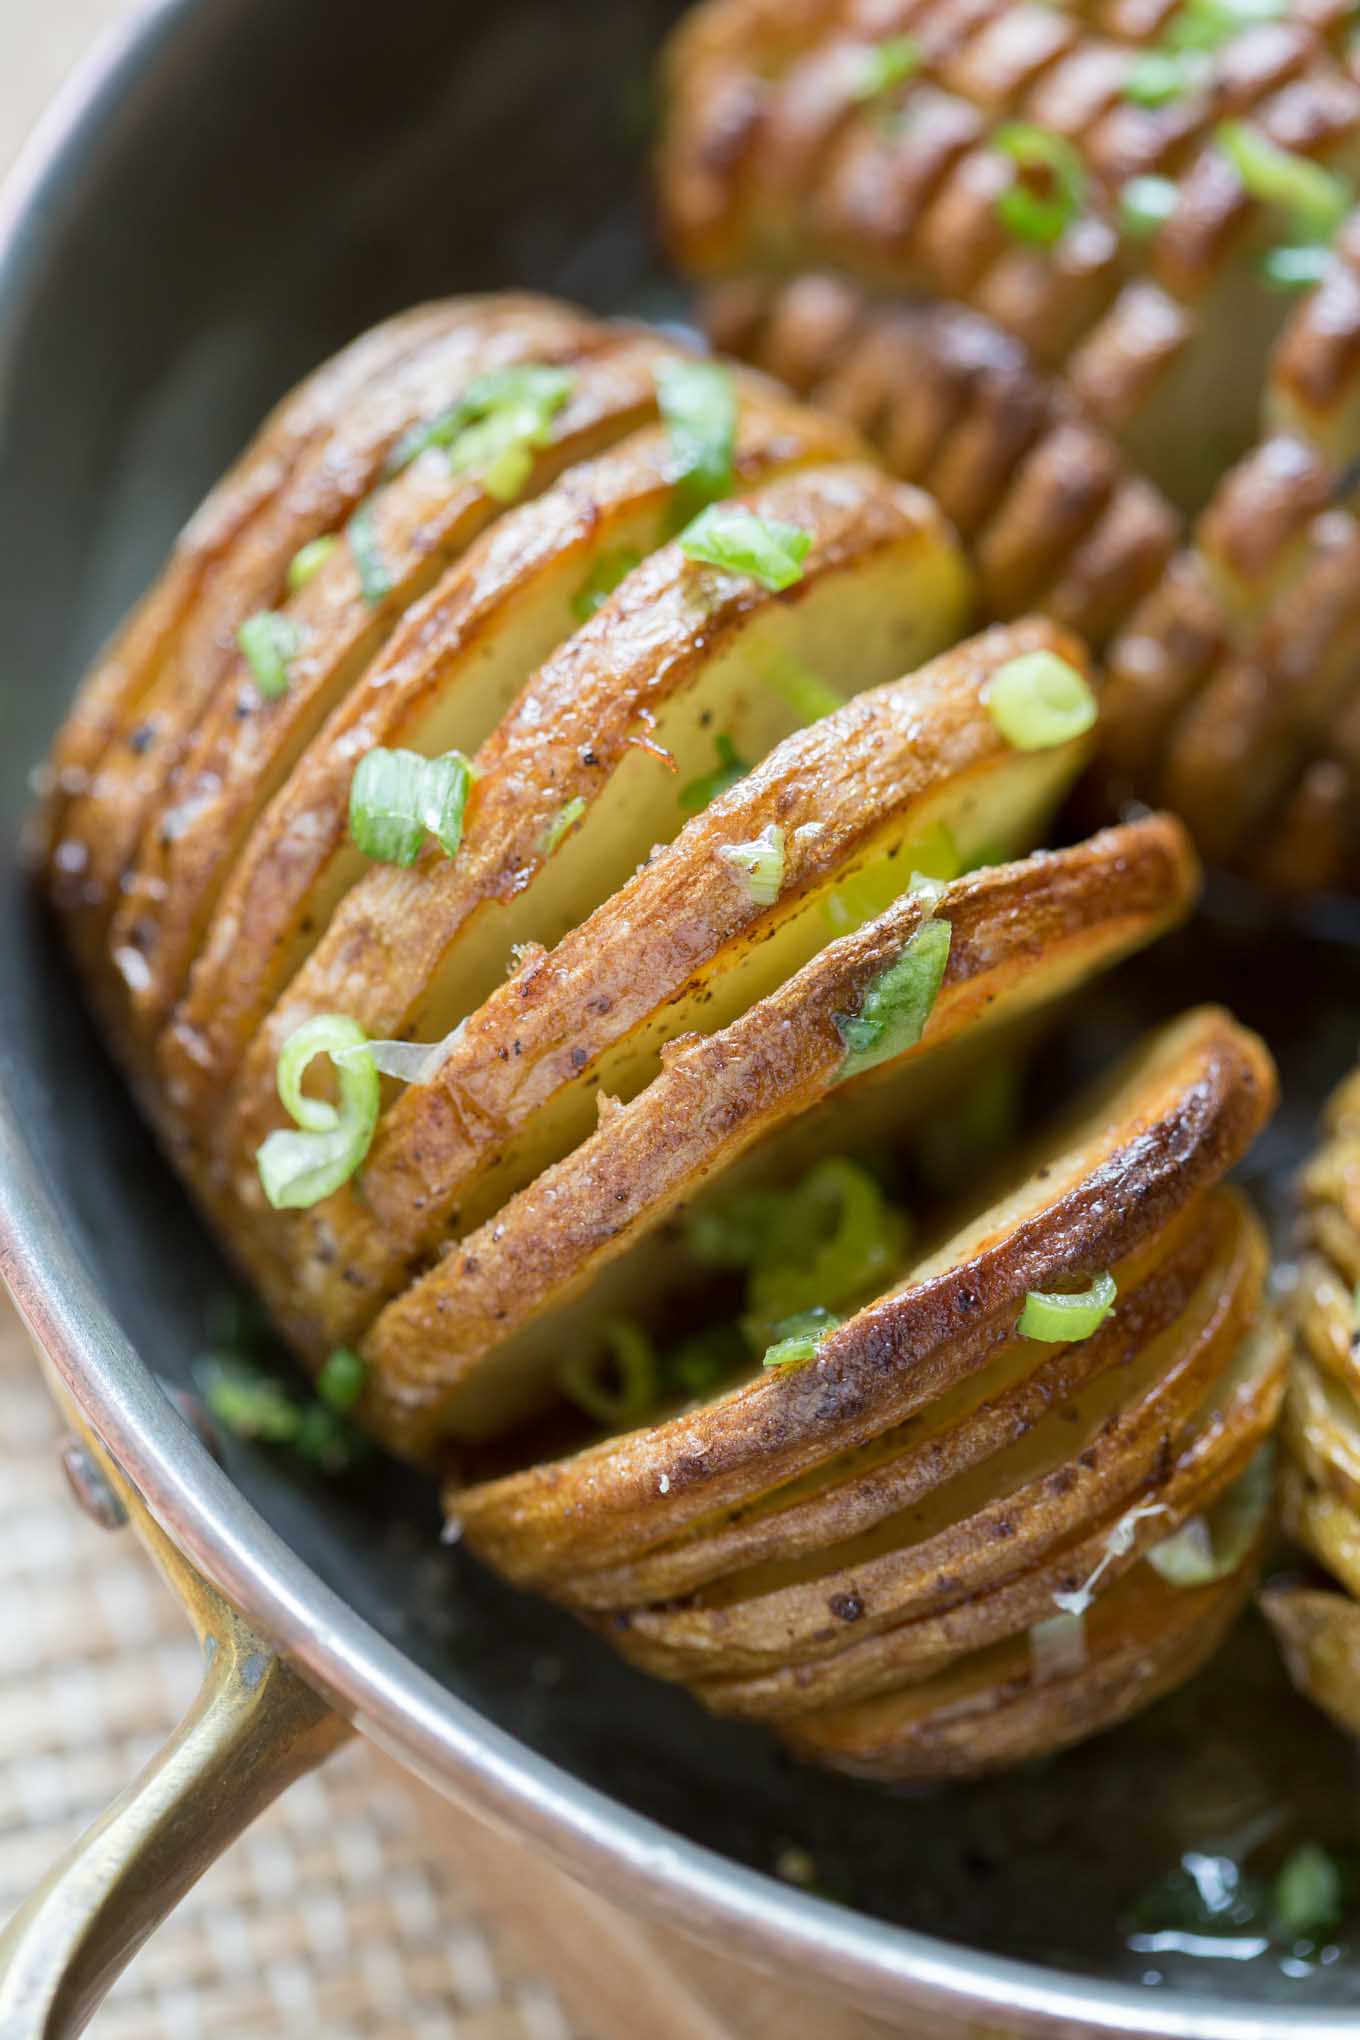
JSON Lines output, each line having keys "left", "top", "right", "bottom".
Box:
{"left": 0, "top": 1303, "right": 579, "bottom": 2040}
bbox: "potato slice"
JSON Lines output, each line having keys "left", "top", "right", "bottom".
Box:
{"left": 609, "top": 1188, "right": 1267, "bottom": 1681}
{"left": 778, "top": 1508, "right": 1266, "bottom": 1780}
{"left": 454, "top": 1006, "right": 1274, "bottom": 1567}
{"left": 363, "top": 813, "right": 1194, "bottom": 1456}
{"left": 49, "top": 299, "right": 607, "bottom": 989}
{"left": 106, "top": 330, "right": 693, "bottom": 1064}
{"left": 221, "top": 463, "right": 972, "bottom": 1332}
{"left": 695, "top": 1312, "right": 1286, "bottom": 1718}
{"left": 37, "top": 299, "right": 467, "bottom": 861}
{"left": 557, "top": 1194, "right": 1225, "bottom": 1607}
{"left": 1261, "top": 1579, "right": 1360, "bottom": 1739}
{"left": 255, "top": 619, "right": 1098, "bottom": 1365}
{"left": 158, "top": 379, "right": 860, "bottom": 1143}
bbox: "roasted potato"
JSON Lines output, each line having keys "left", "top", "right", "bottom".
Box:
{"left": 40, "top": 292, "right": 1283, "bottom": 1779}
{"left": 659, "top": 0, "right": 1360, "bottom": 889}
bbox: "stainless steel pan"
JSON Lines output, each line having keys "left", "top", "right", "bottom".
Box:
{"left": 1, "top": 3, "right": 1358, "bottom": 2034}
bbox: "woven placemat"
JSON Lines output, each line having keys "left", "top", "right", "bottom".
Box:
{"left": 0, "top": 1302, "right": 579, "bottom": 2040}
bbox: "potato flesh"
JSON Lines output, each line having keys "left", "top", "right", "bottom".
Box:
{"left": 160, "top": 387, "right": 860, "bottom": 1136}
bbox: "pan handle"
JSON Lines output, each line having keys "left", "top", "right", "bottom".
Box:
{"left": 0, "top": 1403, "right": 351, "bottom": 2040}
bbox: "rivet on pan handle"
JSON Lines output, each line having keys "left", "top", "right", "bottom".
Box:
{"left": 0, "top": 1398, "right": 351, "bottom": 2040}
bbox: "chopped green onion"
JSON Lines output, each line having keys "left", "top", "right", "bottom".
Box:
{"left": 993, "top": 123, "right": 1088, "bottom": 248}
{"left": 317, "top": 1346, "right": 367, "bottom": 1414}
{"left": 986, "top": 650, "right": 1098, "bottom": 750}
{"left": 836, "top": 917, "right": 952, "bottom": 1079}
{"left": 1260, "top": 243, "right": 1333, "bottom": 290}
{"left": 541, "top": 794, "right": 587, "bottom": 856}
{"left": 745, "top": 1156, "right": 907, "bottom": 1338}
{"left": 685, "top": 1187, "right": 788, "bottom": 1271}
{"left": 559, "top": 1319, "right": 660, "bottom": 1427}
{"left": 1274, "top": 1844, "right": 1344, "bottom": 1943}
{"left": 571, "top": 547, "right": 644, "bottom": 622}
{"left": 1121, "top": 174, "right": 1179, "bottom": 239}
{"left": 716, "top": 822, "right": 785, "bottom": 906}
{"left": 197, "top": 1355, "right": 303, "bottom": 1444}
{"left": 293, "top": 1402, "right": 366, "bottom": 1473}
{"left": 656, "top": 358, "right": 738, "bottom": 513}
{"left": 852, "top": 34, "right": 921, "bottom": 101}
{"left": 347, "top": 500, "right": 392, "bottom": 606}
{"left": 256, "top": 1013, "right": 380, "bottom": 1209}
{"left": 1216, "top": 121, "right": 1352, "bottom": 240}
{"left": 1145, "top": 1447, "right": 1273, "bottom": 1585}
{"left": 764, "top": 650, "right": 843, "bottom": 724}
{"left": 669, "top": 1322, "right": 749, "bottom": 1398}
{"left": 387, "top": 364, "right": 575, "bottom": 481}
{"left": 237, "top": 611, "right": 300, "bottom": 700}
{"left": 679, "top": 504, "right": 812, "bottom": 592}
{"left": 286, "top": 534, "right": 340, "bottom": 593}
{"left": 348, "top": 747, "right": 473, "bottom": 866}
{"left": 1124, "top": 49, "right": 1203, "bottom": 106}
{"left": 762, "top": 1306, "right": 841, "bottom": 1369}
{"left": 679, "top": 733, "right": 750, "bottom": 813}
{"left": 1019, "top": 1270, "right": 1117, "bottom": 1342}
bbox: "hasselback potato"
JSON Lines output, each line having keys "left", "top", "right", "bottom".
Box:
{"left": 658, "top": 0, "right": 1360, "bottom": 888}
{"left": 39, "top": 293, "right": 1283, "bottom": 1777}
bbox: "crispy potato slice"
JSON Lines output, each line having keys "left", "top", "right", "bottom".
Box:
{"left": 778, "top": 1513, "right": 1265, "bottom": 1779}
{"left": 158, "top": 378, "right": 861, "bottom": 1143}
{"left": 37, "top": 299, "right": 466, "bottom": 861}
{"left": 1261, "top": 1579, "right": 1360, "bottom": 1738}
{"left": 367, "top": 814, "right": 1195, "bottom": 1457}
{"left": 609, "top": 1189, "right": 1267, "bottom": 1681}
{"left": 222, "top": 463, "right": 973, "bottom": 1326}
{"left": 454, "top": 1007, "right": 1274, "bottom": 1566}
{"left": 52, "top": 297, "right": 606, "bottom": 982}
{"left": 265, "top": 620, "right": 1099, "bottom": 1363}
{"left": 1281, "top": 1463, "right": 1360, "bottom": 1598}
{"left": 695, "top": 1314, "right": 1285, "bottom": 1717}
{"left": 107, "top": 330, "right": 690, "bottom": 1063}
{"left": 557, "top": 1194, "right": 1224, "bottom": 1607}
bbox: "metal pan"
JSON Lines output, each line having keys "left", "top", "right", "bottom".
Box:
{"left": 1, "top": 2, "right": 1359, "bottom": 2034}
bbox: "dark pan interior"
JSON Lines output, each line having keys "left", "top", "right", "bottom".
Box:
{"left": 3, "top": 0, "right": 1360, "bottom": 2009}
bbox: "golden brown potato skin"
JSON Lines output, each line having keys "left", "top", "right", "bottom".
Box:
{"left": 659, "top": 0, "right": 1360, "bottom": 890}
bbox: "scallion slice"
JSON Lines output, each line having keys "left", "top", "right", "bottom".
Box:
{"left": 1124, "top": 49, "right": 1202, "bottom": 106}
{"left": 348, "top": 746, "right": 473, "bottom": 866}
{"left": 993, "top": 123, "right": 1087, "bottom": 248}
{"left": 1274, "top": 1845, "right": 1344, "bottom": 1944}
{"left": 1217, "top": 121, "right": 1352, "bottom": 240}
{"left": 852, "top": 34, "right": 921, "bottom": 102}
{"left": 656, "top": 357, "right": 738, "bottom": 512}
{"left": 745, "top": 1156, "right": 907, "bottom": 1339}
{"left": 559, "top": 1319, "right": 660, "bottom": 1427}
{"left": 1169, "top": 0, "right": 1284, "bottom": 51}
{"left": 197, "top": 1355, "right": 303, "bottom": 1444}
{"left": 835, "top": 917, "right": 952, "bottom": 1079}
{"left": 679, "top": 503, "right": 812, "bottom": 592}
{"left": 716, "top": 821, "right": 785, "bottom": 906}
{"left": 256, "top": 1014, "right": 380, "bottom": 1210}
{"left": 679, "top": 732, "right": 749, "bottom": 813}
{"left": 571, "top": 547, "right": 644, "bottom": 622}
{"left": 1018, "top": 1270, "right": 1117, "bottom": 1342}
{"left": 1145, "top": 1447, "right": 1273, "bottom": 1584}
{"left": 347, "top": 500, "right": 393, "bottom": 607}
{"left": 542, "top": 794, "right": 587, "bottom": 855}
{"left": 387, "top": 364, "right": 574, "bottom": 483}
{"left": 286, "top": 534, "right": 340, "bottom": 593}
{"left": 1260, "top": 243, "right": 1332, "bottom": 290}
{"left": 1121, "top": 174, "right": 1179, "bottom": 239}
{"left": 985, "top": 650, "right": 1098, "bottom": 750}
{"left": 764, "top": 650, "right": 843, "bottom": 723}
{"left": 762, "top": 1306, "right": 841, "bottom": 1370}
{"left": 237, "top": 611, "right": 300, "bottom": 700}
{"left": 317, "top": 1346, "right": 367, "bottom": 1414}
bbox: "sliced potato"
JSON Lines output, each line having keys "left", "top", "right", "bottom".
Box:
{"left": 220, "top": 463, "right": 973, "bottom": 1337}
{"left": 1261, "top": 1579, "right": 1360, "bottom": 1738}
{"left": 49, "top": 298, "right": 605, "bottom": 987}
{"left": 158, "top": 374, "right": 860, "bottom": 1142}
{"left": 363, "top": 814, "right": 1193, "bottom": 1456}
{"left": 456, "top": 1005, "right": 1274, "bottom": 1567}
{"left": 260, "top": 619, "right": 1098, "bottom": 1364}
{"left": 778, "top": 1515, "right": 1265, "bottom": 1780}
{"left": 107, "top": 330, "right": 691, "bottom": 1064}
